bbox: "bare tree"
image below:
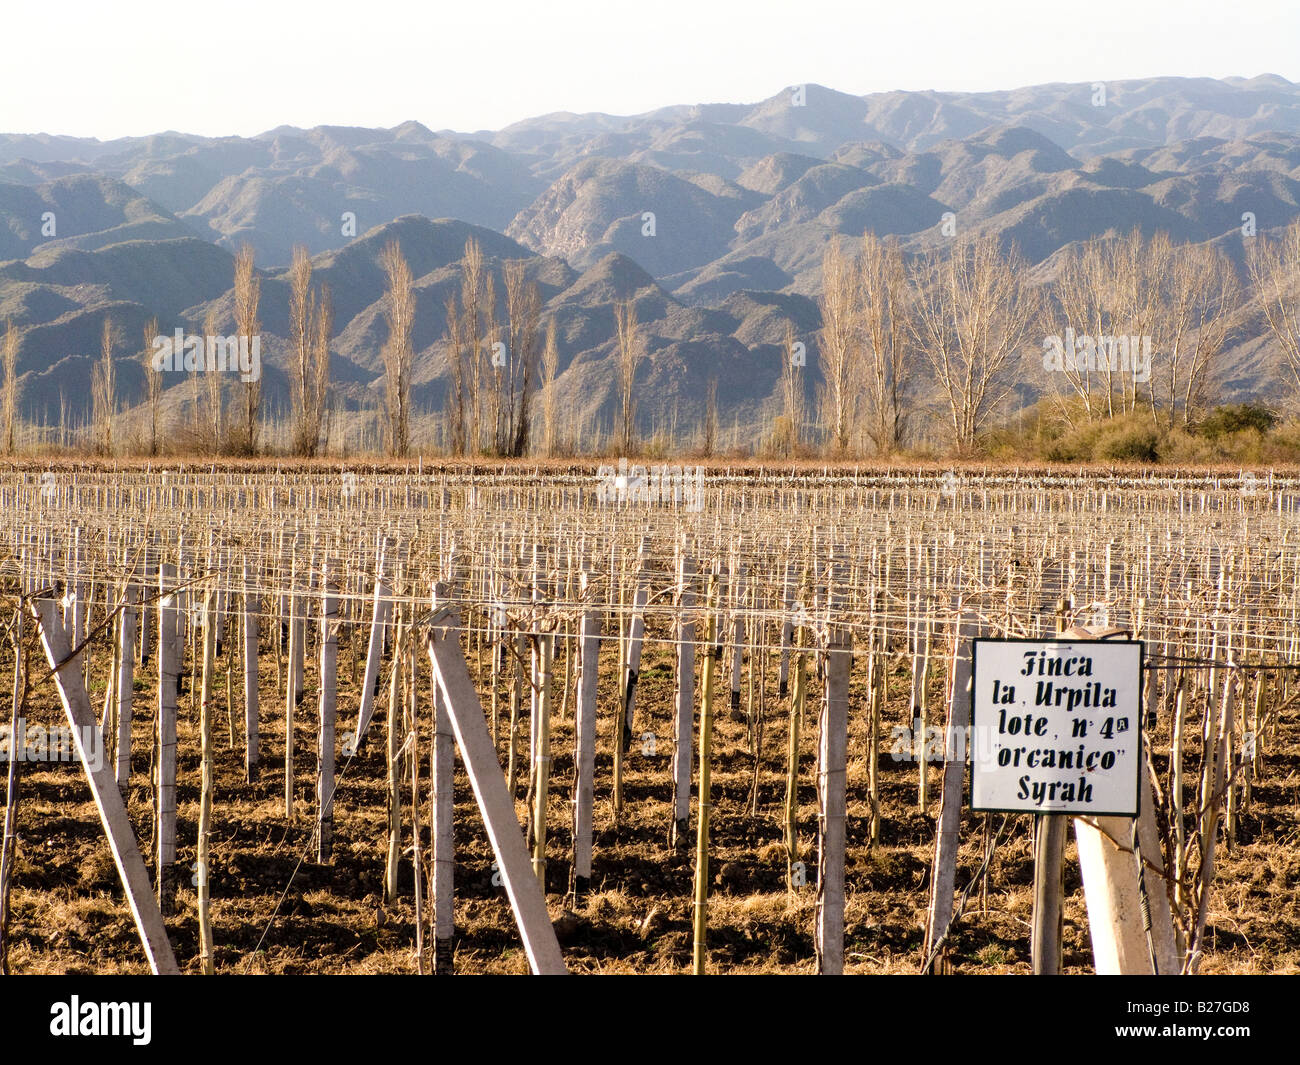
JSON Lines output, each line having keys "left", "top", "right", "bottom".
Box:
{"left": 615, "top": 298, "right": 645, "bottom": 454}
{"left": 1047, "top": 228, "right": 1180, "bottom": 426}
{"left": 910, "top": 234, "right": 1038, "bottom": 454}
{"left": 481, "top": 271, "right": 498, "bottom": 451}
{"left": 703, "top": 374, "right": 718, "bottom": 457}
{"left": 1115, "top": 229, "right": 1169, "bottom": 417}
{"left": 288, "top": 245, "right": 316, "bottom": 455}
{"left": 1154, "top": 241, "right": 1238, "bottom": 430}
{"left": 92, "top": 316, "right": 120, "bottom": 455}
{"left": 2, "top": 320, "right": 19, "bottom": 454}
{"left": 461, "top": 238, "right": 486, "bottom": 451}
{"left": 233, "top": 244, "right": 261, "bottom": 454}
{"left": 287, "top": 246, "right": 331, "bottom": 456}
{"left": 188, "top": 320, "right": 203, "bottom": 439}
{"left": 444, "top": 294, "right": 467, "bottom": 455}
{"left": 312, "top": 284, "right": 333, "bottom": 454}
{"left": 141, "top": 316, "right": 162, "bottom": 456}
{"left": 818, "top": 239, "right": 858, "bottom": 453}
{"left": 442, "top": 238, "right": 509, "bottom": 454}
{"left": 379, "top": 240, "right": 415, "bottom": 458}
{"left": 779, "top": 321, "right": 804, "bottom": 456}
{"left": 202, "top": 307, "right": 224, "bottom": 450}
{"left": 1048, "top": 235, "right": 1113, "bottom": 425}
{"left": 501, "top": 259, "right": 542, "bottom": 456}
{"left": 857, "top": 234, "right": 914, "bottom": 453}
{"left": 541, "top": 317, "right": 560, "bottom": 456}
{"left": 1249, "top": 218, "right": 1300, "bottom": 396}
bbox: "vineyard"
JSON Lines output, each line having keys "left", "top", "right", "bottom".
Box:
{"left": 0, "top": 462, "right": 1298, "bottom": 975}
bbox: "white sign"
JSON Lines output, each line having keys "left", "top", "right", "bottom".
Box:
{"left": 970, "top": 639, "right": 1143, "bottom": 816}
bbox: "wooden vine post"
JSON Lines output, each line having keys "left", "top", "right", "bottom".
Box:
{"left": 1031, "top": 603, "right": 1069, "bottom": 975}
{"left": 691, "top": 571, "right": 719, "bottom": 974}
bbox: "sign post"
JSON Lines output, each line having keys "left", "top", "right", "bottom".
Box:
{"left": 1032, "top": 604, "right": 1069, "bottom": 976}
{"left": 972, "top": 634, "right": 1173, "bottom": 974}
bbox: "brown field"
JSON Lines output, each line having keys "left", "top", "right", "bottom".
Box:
{"left": 1, "top": 462, "right": 1298, "bottom": 975}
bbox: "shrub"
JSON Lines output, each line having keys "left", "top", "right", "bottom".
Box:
{"left": 1158, "top": 429, "right": 1218, "bottom": 465}
{"left": 1044, "top": 415, "right": 1160, "bottom": 463}
{"left": 1197, "top": 403, "right": 1278, "bottom": 441}
{"left": 1044, "top": 420, "right": 1108, "bottom": 462}
{"left": 1260, "top": 420, "right": 1300, "bottom": 464}
{"left": 1094, "top": 421, "right": 1160, "bottom": 462}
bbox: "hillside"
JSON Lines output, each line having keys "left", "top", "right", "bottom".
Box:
{"left": 2, "top": 75, "right": 1299, "bottom": 449}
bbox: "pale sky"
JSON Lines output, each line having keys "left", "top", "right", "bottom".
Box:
{"left": 2, "top": 0, "right": 1297, "bottom": 140}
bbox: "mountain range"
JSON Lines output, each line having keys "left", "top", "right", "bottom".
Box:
{"left": 2, "top": 75, "right": 1299, "bottom": 450}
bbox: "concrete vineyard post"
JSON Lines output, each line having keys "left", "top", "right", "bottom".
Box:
{"left": 426, "top": 608, "right": 567, "bottom": 975}
{"left": 621, "top": 537, "right": 650, "bottom": 753}
{"left": 356, "top": 535, "right": 393, "bottom": 744}
{"left": 816, "top": 550, "right": 849, "bottom": 974}
{"left": 197, "top": 588, "right": 217, "bottom": 974}
{"left": 317, "top": 565, "right": 338, "bottom": 862}
{"left": 385, "top": 615, "right": 405, "bottom": 904}
{"left": 1186, "top": 667, "right": 1237, "bottom": 973}
{"left": 778, "top": 560, "right": 794, "bottom": 699}
{"left": 0, "top": 604, "right": 22, "bottom": 974}
{"left": 431, "top": 582, "right": 455, "bottom": 973}
{"left": 671, "top": 555, "right": 697, "bottom": 849}
{"left": 32, "top": 597, "right": 179, "bottom": 975}
{"left": 243, "top": 558, "right": 259, "bottom": 783}
{"left": 114, "top": 581, "right": 137, "bottom": 792}
{"left": 157, "top": 563, "right": 178, "bottom": 912}
{"left": 785, "top": 617, "right": 806, "bottom": 892}
{"left": 571, "top": 566, "right": 602, "bottom": 903}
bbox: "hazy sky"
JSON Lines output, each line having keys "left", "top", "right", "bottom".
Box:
{"left": 3, "top": 0, "right": 1297, "bottom": 139}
